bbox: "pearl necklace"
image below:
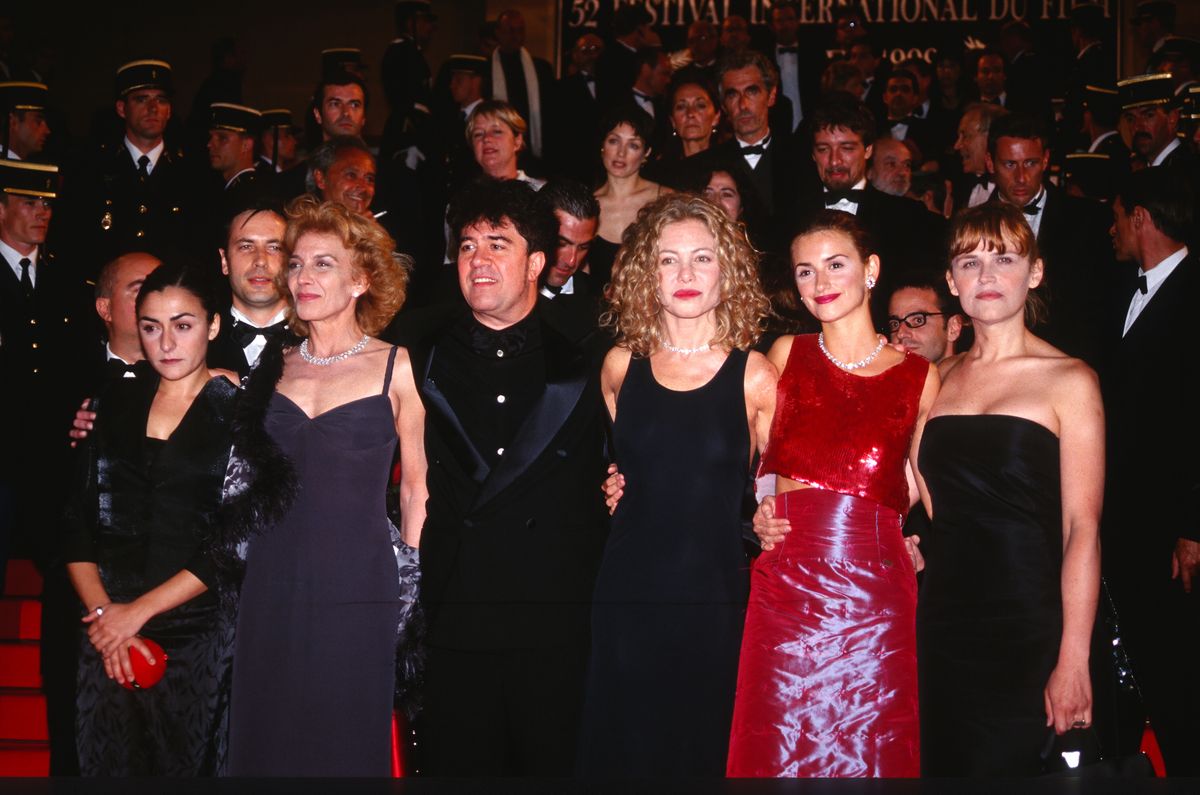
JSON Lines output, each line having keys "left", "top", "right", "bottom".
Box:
{"left": 660, "top": 341, "right": 711, "bottom": 356}
{"left": 299, "top": 335, "right": 370, "bottom": 366}
{"left": 818, "top": 332, "right": 886, "bottom": 371}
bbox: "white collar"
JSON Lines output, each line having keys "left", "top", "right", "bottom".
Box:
{"left": 737, "top": 131, "right": 771, "bottom": 148}
{"left": 224, "top": 167, "right": 256, "bottom": 190}
{"left": 1088, "top": 129, "right": 1119, "bottom": 152}
{"left": 1077, "top": 40, "right": 1100, "bottom": 59}
{"left": 0, "top": 237, "right": 36, "bottom": 270}
{"left": 124, "top": 138, "right": 165, "bottom": 173}
{"left": 823, "top": 178, "right": 868, "bottom": 193}
{"left": 105, "top": 343, "right": 137, "bottom": 365}
{"left": 1141, "top": 246, "right": 1188, "bottom": 292}
{"left": 461, "top": 97, "right": 483, "bottom": 116}
{"left": 1151, "top": 137, "right": 1181, "bottom": 167}
{"left": 230, "top": 304, "right": 288, "bottom": 328}
{"left": 4, "top": 150, "right": 20, "bottom": 161}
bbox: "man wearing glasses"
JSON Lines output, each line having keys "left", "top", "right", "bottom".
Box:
{"left": 885, "top": 277, "right": 963, "bottom": 364}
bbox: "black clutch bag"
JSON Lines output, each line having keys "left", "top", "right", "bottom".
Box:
{"left": 1041, "top": 727, "right": 1155, "bottom": 778}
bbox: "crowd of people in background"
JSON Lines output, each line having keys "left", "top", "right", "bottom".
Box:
{"left": 0, "top": 0, "right": 1197, "bottom": 781}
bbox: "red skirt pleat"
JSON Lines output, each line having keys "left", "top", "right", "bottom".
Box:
{"left": 726, "top": 488, "right": 920, "bottom": 778}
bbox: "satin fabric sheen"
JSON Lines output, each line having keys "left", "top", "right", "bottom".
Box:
{"left": 758, "top": 335, "right": 927, "bottom": 516}
{"left": 727, "top": 489, "right": 920, "bottom": 778}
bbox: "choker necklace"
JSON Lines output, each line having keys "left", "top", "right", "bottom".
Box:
{"left": 660, "top": 341, "right": 711, "bottom": 356}
{"left": 818, "top": 332, "right": 886, "bottom": 371}
{"left": 299, "top": 335, "right": 370, "bottom": 366}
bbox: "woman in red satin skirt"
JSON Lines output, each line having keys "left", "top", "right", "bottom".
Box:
{"left": 725, "top": 211, "right": 939, "bottom": 777}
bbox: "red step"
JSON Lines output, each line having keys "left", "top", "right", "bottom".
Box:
{"left": 2, "top": 561, "right": 41, "bottom": 598}
{"left": 0, "top": 643, "right": 41, "bottom": 689}
{"left": 0, "top": 741, "right": 50, "bottom": 777}
{"left": 0, "top": 690, "right": 47, "bottom": 741}
{"left": 0, "top": 598, "right": 41, "bottom": 641}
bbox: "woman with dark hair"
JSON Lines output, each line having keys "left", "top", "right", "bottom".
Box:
{"left": 64, "top": 261, "right": 239, "bottom": 776}
{"left": 579, "top": 194, "right": 776, "bottom": 776}
{"left": 730, "top": 210, "right": 938, "bottom": 777}
{"left": 590, "top": 103, "right": 667, "bottom": 288}
{"left": 226, "top": 196, "right": 427, "bottom": 776}
{"left": 644, "top": 74, "right": 722, "bottom": 190}
{"left": 915, "top": 203, "right": 1102, "bottom": 776}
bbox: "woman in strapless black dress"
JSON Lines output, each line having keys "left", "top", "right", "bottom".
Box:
{"left": 914, "top": 204, "right": 1104, "bottom": 776}
{"left": 578, "top": 194, "right": 776, "bottom": 776}
{"left": 227, "top": 197, "right": 427, "bottom": 776}
{"left": 64, "top": 262, "right": 239, "bottom": 776}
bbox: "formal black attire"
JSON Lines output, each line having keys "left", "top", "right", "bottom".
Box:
{"left": 63, "top": 372, "right": 237, "bottom": 776}
{"left": 415, "top": 307, "right": 609, "bottom": 776}
{"left": 380, "top": 36, "right": 433, "bottom": 163}
{"left": 880, "top": 115, "right": 941, "bottom": 163}
{"left": 538, "top": 270, "right": 601, "bottom": 342}
{"left": 709, "top": 131, "right": 810, "bottom": 228}
{"left": 596, "top": 41, "right": 640, "bottom": 108}
{"left": 548, "top": 72, "right": 603, "bottom": 183}
{"left": 917, "top": 415, "right": 1064, "bottom": 776}
{"left": 228, "top": 347, "right": 405, "bottom": 776}
{"left": 579, "top": 350, "right": 750, "bottom": 777}
{"left": 205, "top": 309, "right": 289, "bottom": 379}
{"left": 1151, "top": 142, "right": 1200, "bottom": 192}
{"left": 487, "top": 49, "right": 555, "bottom": 168}
{"left": 58, "top": 141, "right": 200, "bottom": 277}
{"left": 1099, "top": 251, "right": 1200, "bottom": 775}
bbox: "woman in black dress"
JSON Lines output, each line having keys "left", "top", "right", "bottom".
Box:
{"left": 226, "top": 196, "right": 427, "bottom": 776}
{"left": 65, "top": 262, "right": 239, "bottom": 776}
{"left": 578, "top": 194, "right": 777, "bottom": 776}
{"left": 915, "top": 203, "right": 1103, "bottom": 775}
{"left": 643, "top": 74, "right": 722, "bottom": 190}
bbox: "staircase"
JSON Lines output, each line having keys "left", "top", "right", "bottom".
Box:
{"left": 0, "top": 559, "right": 50, "bottom": 776}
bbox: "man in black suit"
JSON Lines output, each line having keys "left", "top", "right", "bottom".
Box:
{"left": 488, "top": 9, "right": 555, "bottom": 166}
{"left": 596, "top": 4, "right": 653, "bottom": 106}
{"left": 949, "top": 102, "right": 1007, "bottom": 213}
{"left": 206, "top": 200, "right": 289, "bottom": 378}
{"left": 878, "top": 69, "right": 939, "bottom": 164}
{"left": 1118, "top": 72, "right": 1200, "bottom": 183}
{"left": 414, "top": 179, "right": 608, "bottom": 776}
{"left": 538, "top": 179, "right": 601, "bottom": 338}
{"left": 1102, "top": 168, "right": 1198, "bottom": 774}
{"left": 789, "top": 95, "right": 945, "bottom": 305}
{"left": 710, "top": 49, "right": 806, "bottom": 227}
{"left": 437, "top": 54, "right": 488, "bottom": 196}
{"left": 380, "top": 0, "right": 436, "bottom": 163}
{"left": 769, "top": 1, "right": 816, "bottom": 134}
{"left": 1065, "top": 2, "right": 1116, "bottom": 133}
{"left": 549, "top": 35, "right": 603, "bottom": 183}
{"left": 90, "top": 252, "right": 160, "bottom": 383}
{"left": 985, "top": 112, "right": 1114, "bottom": 365}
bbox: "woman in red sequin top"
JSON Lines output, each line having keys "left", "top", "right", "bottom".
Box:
{"left": 726, "top": 210, "right": 939, "bottom": 778}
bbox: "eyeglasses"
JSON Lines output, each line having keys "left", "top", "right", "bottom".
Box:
{"left": 886, "top": 311, "right": 944, "bottom": 332}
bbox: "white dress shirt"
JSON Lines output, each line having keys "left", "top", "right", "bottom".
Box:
{"left": 539, "top": 275, "right": 576, "bottom": 300}
{"left": 1024, "top": 188, "right": 1047, "bottom": 238}
{"left": 105, "top": 344, "right": 138, "bottom": 378}
{"left": 823, "top": 178, "right": 868, "bottom": 215}
{"left": 124, "top": 138, "right": 165, "bottom": 174}
{"left": 968, "top": 179, "right": 995, "bottom": 208}
{"left": 1124, "top": 246, "right": 1187, "bottom": 337}
{"left": 737, "top": 133, "right": 770, "bottom": 170}
{"left": 230, "top": 305, "right": 288, "bottom": 369}
{"left": 0, "top": 238, "right": 36, "bottom": 287}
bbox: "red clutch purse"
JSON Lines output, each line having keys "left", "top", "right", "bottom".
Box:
{"left": 119, "top": 637, "right": 168, "bottom": 690}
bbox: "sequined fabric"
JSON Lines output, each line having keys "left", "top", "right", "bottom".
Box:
{"left": 758, "top": 335, "right": 927, "bottom": 515}
{"left": 726, "top": 489, "right": 919, "bottom": 778}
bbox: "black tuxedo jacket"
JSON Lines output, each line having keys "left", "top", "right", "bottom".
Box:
{"left": 414, "top": 307, "right": 609, "bottom": 651}
{"left": 1100, "top": 252, "right": 1198, "bottom": 570}
{"left": 949, "top": 172, "right": 992, "bottom": 215}
{"left": 1022, "top": 188, "right": 1116, "bottom": 366}
{"left": 547, "top": 72, "right": 602, "bottom": 184}
{"left": 596, "top": 42, "right": 640, "bottom": 107}
{"left": 206, "top": 308, "right": 252, "bottom": 378}
{"left": 709, "top": 131, "right": 812, "bottom": 226}
{"left": 880, "top": 115, "right": 941, "bottom": 163}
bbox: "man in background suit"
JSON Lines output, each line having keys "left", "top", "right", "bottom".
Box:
{"left": 538, "top": 179, "right": 601, "bottom": 339}
{"left": 550, "top": 35, "right": 603, "bottom": 183}
{"left": 489, "top": 9, "right": 554, "bottom": 165}
{"left": 88, "top": 251, "right": 160, "bottom": 386}
{"left": 1103, "top": 168, "right": 1198, "bottom": 774}
{"left": 414, "top": 179, "right": 608, "bottom": 776}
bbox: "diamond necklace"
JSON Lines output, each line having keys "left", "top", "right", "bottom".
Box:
{"left": 818, "top": 332, "right": 886, "bottom": 371}
{"left": 660, "top": 341, "right": 711, "bottom": 355}
{"left": 299, "top": 334, "right": 370, "bottom": 366}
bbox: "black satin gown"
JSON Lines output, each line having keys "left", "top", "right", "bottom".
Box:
{"left": 228, "top": 347, "right": 402, "bottom": 776}
{"left": 63, "top": 372, "right": 237, "bottom": 776}
{"left": 578, "top": 351, "right": 751, "bottom": 777}
{"left": 917, "top": 415, "right": 1063, "bottom": 776}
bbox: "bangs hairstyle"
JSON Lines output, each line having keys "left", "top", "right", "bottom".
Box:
{"left": 283, "top": 195, "right": 410, "bottom": 337}
{"left": 948, "top": 203, "right": 1046, "bottom": 327}
{"left": 601, "top": 194, "right": 769, "bottom": 357}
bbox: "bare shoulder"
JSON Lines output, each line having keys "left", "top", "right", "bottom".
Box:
{"left": 766, "top": 335, "right": 795, "bottom": 372}
{"left": 936, "top": 351, "right": 966, "bottom": 381}
{"left": 602, "top": 346, "right": 634, "bottom": 385}
{"left": 1047, "top": 355, "right": 1101, "bottom": 401}
{"left": 744, "top": 349, "right": 779, "bottom": 393}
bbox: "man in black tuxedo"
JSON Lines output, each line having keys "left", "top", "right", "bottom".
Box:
{"left": 538, "top": 179, "right": 601, "bottom": 339}
{"left": 414, "top": 179, "right": 608, "bottom": 776}
{"left": 769, "top": 1, "right": 817, "bottom": 134}
{"left": 949, "top": 102, "right": 1007, "bottom": 214}
{"left": 710, "top": 49, "right": 806, "bottom": 228}
{"left": 596, "top": 4, "right": 653, "bottom": 106}
{"left": 488, "top": 9, "right": 555, "bottom": 166}
{"left": 206, "top": 200, "right": 289, "bottom": 378}
{"left": 878, "top": 69, "right": 939, "bottom": 164}
{"left": 1102, "top": 168, "right": 1198, "bottom": 774}
{"left": 626, "top": 48, "right": 673, "bottom": 152}
{"left": 549, "top": 35, "right": 603, "bottom": 183}
{"left": 87, "top": 251, "right": 160, "bottom": 387}
{"left": 789, "top": 96, "right": 945, "bottom": 305}
{"left": 985, "top": 112, "right": 1114, "bottom": 365}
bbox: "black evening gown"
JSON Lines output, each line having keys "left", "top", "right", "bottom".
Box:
{"left": 917, "top": 415, "right": 1063, "bottom": 776}
{"left": 228, "top": 348, "right": 402, "bottom": 776}
{"left": 65, "top": 373, "right": 237, "bottom": 776}
{"left": 578, "top": 350, "right": 750, "bottom": 777}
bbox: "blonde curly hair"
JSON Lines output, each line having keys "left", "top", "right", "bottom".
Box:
{"left": 282, "top": 195, "right": 410, "bottom": 337}
{"left": 601, "top": 194, "right": 768, "bottom": 356}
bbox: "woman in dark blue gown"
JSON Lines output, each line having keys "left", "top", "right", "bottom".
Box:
{"left": 226, "top": 197, "right": 427, "bottom": 776}
{"left": 914, "top": 204, "right": 1104, "bottom": 776}
{"left": 578, "top": 194, "right": 777, "bottom": 776}
{"left": 65, "top": 262, "right": 238, "bottom": 776}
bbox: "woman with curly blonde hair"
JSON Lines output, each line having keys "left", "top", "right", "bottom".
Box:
{"left": 578, "top": 193, "right": 777, "bottom": 777}
{"left": 227, "top": 196, "right": 428, "bottom": 776}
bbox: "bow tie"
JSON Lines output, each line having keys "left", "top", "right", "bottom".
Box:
{"left": 740, "top": 136, "right": 772, "bottom": 156}
{"left": 632, "top": 90, "right": 653, "bottom": 102}
{"left": 468, "top": 321, "right": 528, "bottom": 358}
{"left": 825, "top": 188, "right": 867, "bottom": 206}
{"left": 777, "top": 46, "right": 798, "bottom": 55}
{"left": 231, "top": 319, "right": 288, "bottom": 348}
{"left": 1136, "top": 273, "right": 1148, "bottom": 295}
{"left": 1022, "top": 200, "right": 1042, "bottom": 216}
{"left": 967, "top": 173, "right": 991, "bottom": 188}
{"left": 106, "top": 358, "right": 139, "bottom": 379}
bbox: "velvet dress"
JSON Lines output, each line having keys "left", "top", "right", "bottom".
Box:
{"left": 726, "top": 335, "right": 927, "bottom": 778}
{"left": 63, "top": 372, "right": 237, "bottom": 776}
